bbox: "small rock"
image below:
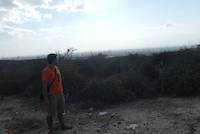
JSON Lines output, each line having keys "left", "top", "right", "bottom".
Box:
{"left": 96, "top": 128, "right": 101, "bottom": 132}
{"left": 87, "top": 113, "right": 93, "bottom": 117}
{"left": 126, "top": 124, "right": 138, "bottom": 130}
{"left": 111, "top": 113, "right": 117, "bottom": 118}
{"left": 14, "top": 111, "right": 19, "bottom": 115}
{"left": 98, "top": 112, "right": 108, "bottom": 116}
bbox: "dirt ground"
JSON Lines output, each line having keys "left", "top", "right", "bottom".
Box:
{"left": 1, "top": 96, "right": 200, "bottom": 134}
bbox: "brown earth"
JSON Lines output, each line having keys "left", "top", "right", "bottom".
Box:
{"left": 1, "top": 96, "right": 200, "bottom": 134}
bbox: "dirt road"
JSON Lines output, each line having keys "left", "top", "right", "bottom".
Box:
{"left": 1, "top": 96, "right": 200, "bottom": 134}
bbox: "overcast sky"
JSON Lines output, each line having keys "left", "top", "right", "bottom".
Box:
{"left": 0, "top": 0, "right": 200, "bottom": 57}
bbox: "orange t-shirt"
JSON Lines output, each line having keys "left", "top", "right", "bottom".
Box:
{"left": 42, "top": 65, "right": 63, "bottom": 93}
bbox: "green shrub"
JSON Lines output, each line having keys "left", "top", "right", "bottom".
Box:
{"left": 1, "top": 46, "right": 200, "bottom": 103}
{"left": 82, "top": 78, "right": 134, "bottom": 103}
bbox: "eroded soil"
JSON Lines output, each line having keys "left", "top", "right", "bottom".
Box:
{"left": 1, "top": 96, "right": 200, "bottom": 134}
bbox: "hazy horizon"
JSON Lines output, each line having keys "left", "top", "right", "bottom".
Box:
{"left": 1, "top": 0, "right": 200, "bottom": 57}
{"left": 1, "top": 45, "right": 195, "bottom": 60}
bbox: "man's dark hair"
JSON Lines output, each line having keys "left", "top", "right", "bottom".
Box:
{"left": 47, "top": 53, "right": 57, "bottom": 64}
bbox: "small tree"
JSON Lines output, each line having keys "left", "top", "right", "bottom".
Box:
{"left": 63, "top": 48, "right": 77, "bottom": 60}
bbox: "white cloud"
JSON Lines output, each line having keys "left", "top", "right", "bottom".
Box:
{"left": 39, "top": 26, "right": 62, "bottom": 34}
{"left": 0, "top": 0, "right": 91, "bottom": 24}
{"left": 0, "top": 0, "right": 47, "bottom": 23}
{"left": 0, "top": 8, "right": 43, "bottom": 23}
{"left": 16, "top": 0, "right": 45, "bottom": 7}
{"left": 146, "top": 22, "right": 177, "bottom": 31}
{"left": 43, "top": 13, "right": 52, "bottom": 19}
{"left": 0, "top": 0, "right": 17, "bottom": 9}
{"left": 40, "top": 0, "right": 88, "bottom": 12}
{"left": 0, "top": 24, "right": 35, "bottom": 38}
{"left": 165, "top": 23, "right": 175, "bottom": 28}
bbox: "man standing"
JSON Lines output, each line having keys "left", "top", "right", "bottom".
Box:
{"left": 42, "top": 53, "right": 72, "bottom": 134}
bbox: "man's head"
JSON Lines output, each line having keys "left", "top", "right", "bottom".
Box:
{"left": 47, "top": 53, "right": 58, "bottom": 65}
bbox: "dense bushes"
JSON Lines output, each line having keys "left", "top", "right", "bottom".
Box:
{"left": 152, "top": 48, "right": 200, "bottom": 96}
{"left": 1, "top": 46, "right": 200, "bottom": 103}
{"left": 81, "top": 78, "right": 133, "bottom": 103}
{"left": 0, "top": 59, "right": 45, "bottom": 95}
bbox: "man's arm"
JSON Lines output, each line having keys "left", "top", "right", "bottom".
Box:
{"left": 42, "top": 80, "right": 49, "bottom": 103}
